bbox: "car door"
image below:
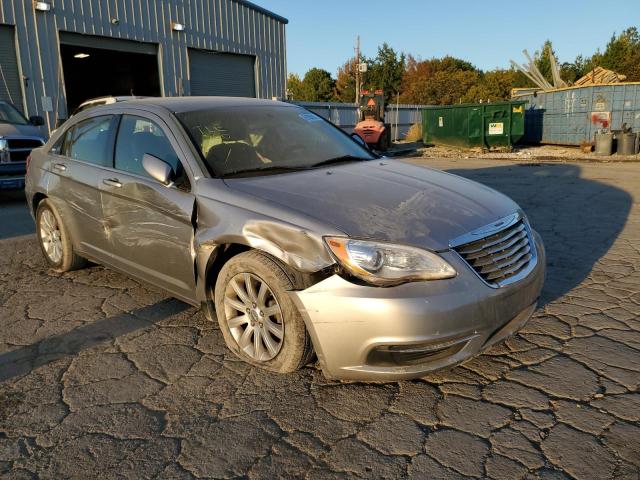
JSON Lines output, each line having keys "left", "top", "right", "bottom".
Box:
{"left": 98, "top": 112, "right": 197, "bottom": 303}
{"left": 46, "top": 115, "right": 118, "bottom": 260}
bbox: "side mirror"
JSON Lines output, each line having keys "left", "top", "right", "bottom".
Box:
{"left": 351, "top": 133, "right": 369, "bottom": 150}
{"left": 142, "top": 153, "right": 174, "bottom": 185}
{"left": 29, "top": 115, "right": 45, "bottom": 126}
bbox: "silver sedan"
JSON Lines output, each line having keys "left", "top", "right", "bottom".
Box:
{"left": 25, "top": 97, "right": 545, "bottom": 381}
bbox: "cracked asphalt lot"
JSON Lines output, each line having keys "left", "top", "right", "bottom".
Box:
{"left": 1, "top": 158, "right": 639, "bottom": 479}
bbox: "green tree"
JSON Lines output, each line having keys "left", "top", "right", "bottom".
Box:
{"left": 287, "top": 68, "right": 336, "bottom": 102}
{"left": 560, "top": 54, "right": 592, "bottom": 84}
{"left": 400, "top": 55, "right": 479, "bottom": 104}
{"left": 428, "top": 69, "right": 480, "bottom": 104}
{"left": 363, "top": 43, "right": 406, "bottom": 104}
{"left": 462, "top": 69, "right": 531, "bottom": 103}
{"left": 334, "top": 59, "right": 357, "bottom": 103}
{"left": 534, "top": 40, "right": 558, "bottom": 85}
{"left": 286, "top": 73, "right": 305, "bottom": 101}
{"left": 594, "top": 27, "right": 640, "bottom": 81}
{"left": 303, "top": 68, "right": 335, "bottom": 101}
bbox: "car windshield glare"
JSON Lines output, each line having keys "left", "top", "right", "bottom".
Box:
{"left": 176, "top": 105, "right": 375, "bottom": 177}
{"left": 0, "top": 101, "right": 28, "bottom": 125}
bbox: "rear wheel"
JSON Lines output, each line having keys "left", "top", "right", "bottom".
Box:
{"left": 36, "top": 199, "right": 86, "bottom": 272}
{"left": 214, "top": 250, "right": 314, "bottom": 373}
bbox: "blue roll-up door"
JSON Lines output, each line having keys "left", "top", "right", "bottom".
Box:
{"left": 0, "top": 25, "right": 23, "bottom": 112}
{"left": 189, "top": 49, "right": 256, "bottom": 98}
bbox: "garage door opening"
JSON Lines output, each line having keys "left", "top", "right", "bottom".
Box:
{"left": 60, "top": 42, "right": 161, "bottom": 114}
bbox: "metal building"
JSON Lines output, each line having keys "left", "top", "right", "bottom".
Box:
{"left": 513, "top": 83, "right": 640, "bottom": 145}
{"left": 0, "top": 0, "right": 287, "bottom": 132}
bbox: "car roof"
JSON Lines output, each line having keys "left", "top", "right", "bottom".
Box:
{"left": 79, "top": 95, "right": 145, "bottom": 106}
{"left": 117, "top": 96, "right": 296, "bottom": 113}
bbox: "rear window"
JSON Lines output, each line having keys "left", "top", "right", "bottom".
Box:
{"left": 61, "top": 115, "right": 115, "bottom": 166}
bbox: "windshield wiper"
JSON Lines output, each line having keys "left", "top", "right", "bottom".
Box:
{"left": 310, "top": 155, "right": 371, "bottom": 168}
{"left": 222, "top": 165, "right": 311, "bottom": 178}
{"left": 221, "top": 156, "right": 371, "bottom": 177}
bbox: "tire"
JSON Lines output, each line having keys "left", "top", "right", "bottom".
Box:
{"left": 35, "top": 199, "right": 86, "bottom": 272}
{"left": 213, "top": 250, "right": 314, "bottom": 373}
{"left": 377, "top": 129, "right": 391, "bottom": 151}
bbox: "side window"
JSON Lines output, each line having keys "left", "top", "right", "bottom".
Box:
{"left": 50, "top": 131, "right": 68, "bottom": 156}
{"left": 65, "top": 116, "right": 115, "bottom": 166}
{"left": 114, "top": 115, "right": 183, "bottom": 179}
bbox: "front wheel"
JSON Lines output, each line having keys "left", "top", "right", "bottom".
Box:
{"left": 213, "top": 251, "right": 314, "bottom": 373}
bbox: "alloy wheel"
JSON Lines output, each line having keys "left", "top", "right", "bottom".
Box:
{"left": 223, "top": 272, "right": 284, "bottom": 361}
{"left": 39, "top": 210, "right": 63, "bottom": 264}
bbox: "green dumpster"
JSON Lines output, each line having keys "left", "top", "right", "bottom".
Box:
{"left": 422, "top": 101, "right": 527, "bottom": 149}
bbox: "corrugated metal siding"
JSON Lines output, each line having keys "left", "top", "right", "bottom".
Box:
{"left": 386, "top": 104, "right": 426, "bottom": 139}
{"left": 189, "top": 49, "right": 256, "bottom": 97}
{"left": 516, "top": 84, "right": 640, "bottom": 145}
{"left": 0, "top": 25, "right": 23, "bottom": 111}
{"left": 0, "top": 0, "right": 287, "bottom": 131}
{"left": 294, "top": 102, "right": 429, "bottom": 138}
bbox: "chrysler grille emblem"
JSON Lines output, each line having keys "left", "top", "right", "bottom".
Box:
{"left": 449, "top": 212, "right": 521, "bottom": 247}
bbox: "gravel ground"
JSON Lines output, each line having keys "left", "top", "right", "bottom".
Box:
{"left": 419, "top": 144, "right": 640, "bottom": 163}
{"left": 1, "top": 157, "right": 639, "bottom": 479}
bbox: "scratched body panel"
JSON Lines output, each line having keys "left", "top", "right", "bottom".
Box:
{"left": 101, "top": 173, "right": 197, "bottom": 302}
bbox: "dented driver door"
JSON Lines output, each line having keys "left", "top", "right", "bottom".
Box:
{"left": 98, "top": 113, "right": 198, "bottom": 304}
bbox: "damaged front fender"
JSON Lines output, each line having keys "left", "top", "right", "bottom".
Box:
{"left": 193, "top": 188, "right": 341, "bottom": 302}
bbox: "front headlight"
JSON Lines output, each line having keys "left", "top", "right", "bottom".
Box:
{"left": 324, "top": 237, "right": 456, "bottom": 286}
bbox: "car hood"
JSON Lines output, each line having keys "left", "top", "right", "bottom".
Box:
{"left": 223, "top": 160, "right": 519, "bottom": 251}
{"left": 0, "top": 123, "right": 45, "bottom": 139}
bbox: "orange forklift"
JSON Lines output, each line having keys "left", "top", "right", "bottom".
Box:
{"left": 353, "top": 89, "right": 391, "bottom": 151}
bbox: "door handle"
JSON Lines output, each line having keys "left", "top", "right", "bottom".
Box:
{"left": 53, "top": 163, "right": 66, "bottom": 172}
{"left": 103, "top": 178, "right": 122, "bottom": 188}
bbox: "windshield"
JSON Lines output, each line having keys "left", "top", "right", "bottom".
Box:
{"left": 176, "top": 105, "right": 375, "bottom": 177}
{"left": 0, "top": 101, "right": 28, "bottom": 125}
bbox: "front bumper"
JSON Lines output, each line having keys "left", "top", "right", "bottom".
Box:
{"left": 290, "top": 231, "right": 545, "bottom": 381}
{"left": 0, "top": 162, "right": 26, "bottom": 189}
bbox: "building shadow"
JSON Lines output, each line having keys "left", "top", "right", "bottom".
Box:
{"left": 445, "top": 162, "right": 632, "bottom": 305}
{"left": 0, "top": 189, "right": 34, "bottom": 240}
{"left": 0, "top": 298, "right": 189, "bottom": 383}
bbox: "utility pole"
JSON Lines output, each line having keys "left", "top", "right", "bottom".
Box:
{"left": 355, "top": 35, "right": 360, "bottom": 105}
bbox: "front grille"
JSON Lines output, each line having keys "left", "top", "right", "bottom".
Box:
{"left": 9, "top": 150, "right": 30, "bottom": 162}
{"left": 4, "top": 137, "right": 44, "bottom": 163}
{"left": 453, "top": 217, "right": 535, "bottom": 287}
{"left": 7, "top": 139, "right": 43, "bottom": 150}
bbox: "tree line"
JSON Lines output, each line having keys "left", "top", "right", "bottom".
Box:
{"left": 287, "top": 27, "right": 640, "bottom": 105}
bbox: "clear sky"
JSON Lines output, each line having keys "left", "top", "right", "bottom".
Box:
{"left": 257, "top": 0, "right": 639, "bottom": 76}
